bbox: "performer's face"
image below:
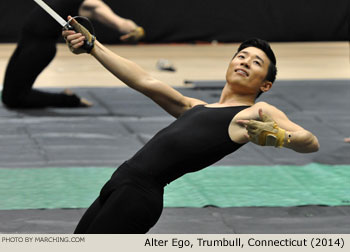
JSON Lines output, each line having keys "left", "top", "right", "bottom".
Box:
{"left": 226, "top": 47, "right": 272, "bottom": 95}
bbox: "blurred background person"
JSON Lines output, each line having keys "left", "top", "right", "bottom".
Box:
{"left": 1, "top": 0, "right": 144, "bottom": 108}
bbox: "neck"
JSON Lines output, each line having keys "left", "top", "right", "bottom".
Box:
{"left": 218, "top": 84, "right": 256, "bottom": 106}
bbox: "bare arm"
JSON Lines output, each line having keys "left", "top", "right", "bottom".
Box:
{"left": 79, "top": 0, "right": 137, "bottom": 34}
{"left": 264, "top": 104, "right": 319, "bottom": 153}
{"left": 63, "top": 28, "right": 205, "bottom": 117}
{"left": 237, "top": 102, "right": 319, "bottom": 153}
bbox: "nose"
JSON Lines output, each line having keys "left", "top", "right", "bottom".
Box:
{"left": 240, "top": 60, "right": 250, "bottom": 69}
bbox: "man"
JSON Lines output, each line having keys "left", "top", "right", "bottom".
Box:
{"left": 63, "top": 17, "right": 319, "bottom": 233}
{"left": 2, "top": 0, "right": 144, "bottom": 108}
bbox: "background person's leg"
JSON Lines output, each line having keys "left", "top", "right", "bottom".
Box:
{"left": 2, "top": 0, "right": 86, "bottom": 108}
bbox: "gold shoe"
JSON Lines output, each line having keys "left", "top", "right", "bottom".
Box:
{"left": 120, "top": 27, "right": 145, "bottom": 43}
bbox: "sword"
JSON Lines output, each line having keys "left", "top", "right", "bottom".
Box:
{"left": 33, "top": 0, "right": 72, "bottom": 30}
{"left": 33, "top": 0, "right": 95, "bottom": 53}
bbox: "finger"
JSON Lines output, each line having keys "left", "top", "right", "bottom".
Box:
{"left": 243, "top": 133, "right": 250, "bottom": 141}
{"left": 246, "top": 126, "right": 258, "bottom": 133}
{"left": 259, "top": 108, "right": 271, "bottom": 122}
{"left": 258, "top": 109, "right": 264, "bottom": 120}
{"left": 67, "top": 33, "right": 83, "bottom": 39}
{"left": 69, "top": 37, "right": 85, "bottom": 49}
{"left": 62, "top": 30, "right": 76, "bottom": 35}
{"left": 236, "top": 119, "right": 250, "bottom": 126}
{"left": 246, "top": 120, "right": 263, "bottom": 129}
{"left": 238, "top": 119, "right": 260, "bottom": 127}
{"left": 67, "top": 33, "right": 84, "bottom": 42}
{"left": 246, "top": 124, "right": 257, "bottom": 131}
{"left": 72, "top": 40, "right": 85, "bottom": 49}
{"left": 120, "top": 34, "right": 131, "bottom": 41}
{"left": 71, "top": 40, "right": 85, "bottom": 49}
{"left": 70, "top": 36, "right": 85, "bottom": 45}
{"left": 68, "top": 15, "right": 78, "bottom": 26}
{"left": 246, "top": 129, "right": 259, "bottom": 138}
{"left": 67, "top": 15, "right": 76, "bottom": 24}
{"left": 247, "top": 131, "right": 254, "bottom": 138}
{"left": 260, "top": 109, "right": 273, "bottom": 122}
{"left": 62, "top": 30, "right": 76, "bottom": 38}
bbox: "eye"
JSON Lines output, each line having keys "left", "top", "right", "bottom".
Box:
{"left": 238, "top": 55, "right": 245, "bottom": 59}
{"left": 253, "top": 60, "right": 261, "bottom": 66}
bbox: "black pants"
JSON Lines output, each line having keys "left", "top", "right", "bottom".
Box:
{"left": 2, "top": 0, "right": 83, "bottom": 108}
{"left": 74, "top": 162, "right": 164, "bottom": 234}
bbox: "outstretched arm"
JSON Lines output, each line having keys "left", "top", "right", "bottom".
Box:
{"left": 79, "top": 0, "right": 144, "bottom": 42}
{"left": 62, "top": 17, "right": 205, "bottom": 117}
{"left": 79, "top": 0, "right": 137, "bottom": 34}
{"left": 90, "top": 40, "right": 205, "bottom": 117}
{"left": 237, "top": 102, "right": 319, "bottom": 153}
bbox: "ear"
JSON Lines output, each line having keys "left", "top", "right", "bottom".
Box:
{"left": 260, "top": 80, "right": 272, "bottom": 93}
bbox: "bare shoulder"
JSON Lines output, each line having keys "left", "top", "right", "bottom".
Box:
{"left": 233, "top": 101, "right": 270, "bottom": 120}
{"left": 251, "top": 101, "right": 286, "bottom": 117}
{"left": 233, "top": 101, "right": 286, "bottom": 122}
{"left": 252, "top": 101, "right": 277, "bottom": 111}
{"left": 251, "top": 101, "right": 304, "bottom": 131}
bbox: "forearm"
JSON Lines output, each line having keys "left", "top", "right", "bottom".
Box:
{"left": 79, "top": 0, "right": 134, "bottom": 32}
{"left": 64, "top": 25, "right": 195, "bottom": 117}
{"left": 90, "top": 40, "right": 152, "bottom": 92}
{"left": 283, "top": 130, "right": 319, "bottom": 153}
{"left": 239, "top": 105, "right": 320, "bottom": 153}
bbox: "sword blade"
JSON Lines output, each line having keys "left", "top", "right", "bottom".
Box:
{"left": 33, "top": 0, "right": 68, "bottom": 27}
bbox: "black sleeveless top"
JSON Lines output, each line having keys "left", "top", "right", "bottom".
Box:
{"left": 126, "top": 105, "right": 249, "bottom": 186}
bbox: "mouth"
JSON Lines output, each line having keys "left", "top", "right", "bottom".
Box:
{"left": 235, "top": 69, "right": 249, "bottom": 77}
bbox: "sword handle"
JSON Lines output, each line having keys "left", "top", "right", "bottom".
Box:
{"left": 63, "top": 24, "right": 74, "bottom": 30}
{"left": 67, "top": 17, "right": 95, "bottom": 54}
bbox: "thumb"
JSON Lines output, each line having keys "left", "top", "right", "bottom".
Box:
{"left": 258, "top": 109, "right": 265, "bottom": 121}
{"left": 67, "top": 15, "right": 78, "bottom": 26}
{"left": 259, "top": 108, "right": 273, "bottom": 122}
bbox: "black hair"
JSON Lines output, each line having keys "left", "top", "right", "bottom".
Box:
{"left": 233, "top": 38, "right": 278, "bottom": 98}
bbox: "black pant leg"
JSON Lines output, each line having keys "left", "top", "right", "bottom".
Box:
{"left": 74, "top": 197, "right": 103, "bottom": 234}
{"left": 2, "top": 0, "right": 84, "bottom": 108}
{"left": 2, "top": 35, "right": 81, "bottom": 108}
{"left": 83, "top": 184, "right": 163, "bottom": 234}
